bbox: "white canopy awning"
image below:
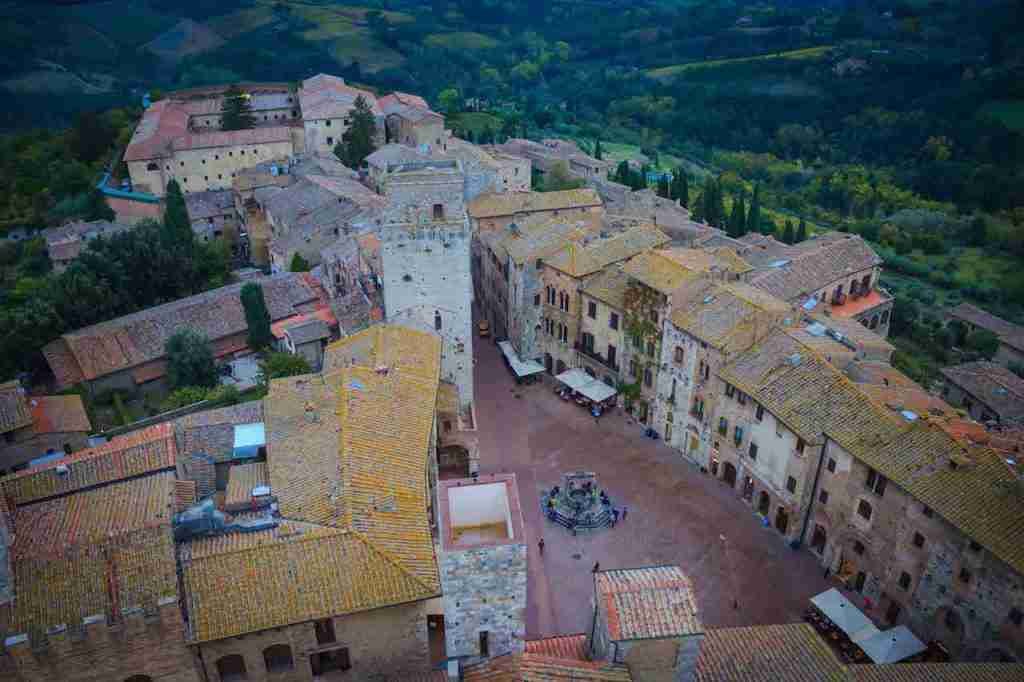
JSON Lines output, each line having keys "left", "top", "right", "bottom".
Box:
{"left": 498, "top": 341, "right": 545, "bottom": 377}
{"left": 857, "top": 626, "right": 926, "bottom": 664}
{"left": 555, "top": 369, "right": 618, "bottom": 403}
{"left": 810, "top": 589, "right": 879, "bottom": 641}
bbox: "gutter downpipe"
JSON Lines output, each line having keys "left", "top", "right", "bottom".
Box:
{"left": 797, "top": 436, "right": 829, "bottom": 550}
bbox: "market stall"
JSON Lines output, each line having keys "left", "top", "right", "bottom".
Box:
{"left": 498, "top": 341, "right": 545, "bottom": 384}
{"left": 555, "top": 369, "right": 618, "bottom": 414}
{"left": 857, "top": 626, "right": 926, "bottom": 664}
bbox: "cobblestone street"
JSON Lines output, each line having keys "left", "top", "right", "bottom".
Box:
{"left": 472, "top": 334, "right": 833, "bottom": 638}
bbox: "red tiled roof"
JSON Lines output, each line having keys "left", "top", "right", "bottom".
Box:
{"left": 525, "top": 633, "right": 588, "bottom": 660}
{"left": 0, "top": 423, "right": 177, "bottom": 506}
{"left": 170, "top": 125, "right": 292, "bottom": 152}
{"left": 0, "top": 380, "right": 32, "bottom": 435}
{"left": 28, "top": 395, "right": 91, "bottom": 434}
{"left": 596, "top": 565, "right": 703, "bottom": 641}
{"left": 124, "top": 99, "right": 190, "bottom": 161}
{"left": 270, "top": 307, "right": 339, "bottom": 339}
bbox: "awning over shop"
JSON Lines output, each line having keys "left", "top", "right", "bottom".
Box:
{"left": 555, "top": 369, "right": 618, "bottom": 403}
{"left": 810, "top": 589, "right": 879, "bottom": 641}
{"left": 498, "top": 341, "right": 545, "bottom": 377}
{"left": 857, "top": 626, "right": 926, "bottom": 664}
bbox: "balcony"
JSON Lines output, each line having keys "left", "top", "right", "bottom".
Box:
{"left": 829, "top": 287, "right": 893, "bottom": 320}
{"left": 577, "top": 345, "right": 619, "bottom": 372}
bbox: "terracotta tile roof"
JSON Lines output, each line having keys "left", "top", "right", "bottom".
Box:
{"left": 809, "top": 315, "right": 895, "bottom": 355}
{"left": 463, "top": 653, "right": 633, "bottom": 681}
{"left": 184, "top": 189, "right": 234, "bottom": 221}
{"left": 123, "top": 98, "right": 190, "bottom": 161}
{"left": 500, "top": 218, "right": 590, "bottom": 267}
{"left": 856, "top": 383, "right": 955, "bottom": 419}
{"left": 748, "top": 233, "right": 882, "bottom": 302}
{"left": 844, "top": 362, "right": 918, "bottom": 388}
{"left": 947, "top": 303, "right": 1024, "bottom": 352}
{"left": 580, "top": 266, "right": 631, "bottom": 310}
{"left": 828, "top": 288, "right": 891, "bottom": 320}
{"left": 544, "top": 225, "right": 670, "bottom": 278}
{"left": 170, "top": 125, "right": 292, "bottom": 153}
{"left": 469, "top": 189, "right": 602, "bottom": 219}
{"left": 0, "top": 423, "right": 177, "bottom": 506}
{"left": 595, "top": 565, "right": 703, "bottom": 641}
{"left": 721, "top": 333, "right": 1024, "bottom": 575}
{"left": 180, "top": 521, "right": 435, "bottom": 643}
{"left": 660, "top": 247, "right": 753, "bottom": 276}
{"left": 847, "top": 663, "right": 1024, "bottom": 681}
{"left": 224, "top": 461, "right": 269, "bottom": 509}
{"left": 28, "top": 395, "right": 91, "bottom": 434}
{"left": 940, "top": 361, "right": 1024, "bottom": 422}
{"left": 0, "top": 381, "right": 31, "bottom": 434}
{"left": 695, "top": 623, "right": 847, "bottom": 682}
{"left": 174, "top": 401, "right": 264, "bottom": 464}
{"left": 524, "top": 634, "right": 588, "bottom": 660}
{"left": 8, "top": 472, "right": 177, "bottom": 636}
{"left": 174, "top": 479, "right": 197, "bottom": 512}
{"left": 299, "top": 73, "right": 381, "bottom": 120}
{"left": 670, "top": 280, "right": 790, "bottom": 353}
{"left": 323, "top": 323, "right": 443, "bottom": 379}
{"left": 44, "top": 273, "right": 317, "bottom": 387}
{"left": 622, "top": 250, "right": 703, "bottom": 295}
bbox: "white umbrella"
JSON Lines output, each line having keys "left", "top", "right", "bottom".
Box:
{"left": 857, "top": 626, "right": 926, "bottom": 664}
{"left": 810, "top": 588, "right": 879, "bottom": 641}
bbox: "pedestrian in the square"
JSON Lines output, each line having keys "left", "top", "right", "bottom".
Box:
{"left": 538, "top": 537, "right": 545, "bottom": 555}
{"left": 622, "top": 506, "right": 628, "bottom": 521}
{"left": 592, "top": 562, "right": 601, "bottom": 573}
{"left": 612, "top": 508, "right": 619, "bottom": 526}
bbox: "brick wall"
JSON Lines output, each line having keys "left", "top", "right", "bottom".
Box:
{"left": 3, "top": 598, "right": 201, "bottom": 682}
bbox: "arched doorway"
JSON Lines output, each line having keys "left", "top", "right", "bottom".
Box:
{"left": 124, "top": 676, "right": 154, "bottom": 682}
{"left": 758, "top": 491, "right": 770, "bottom": 516}
{"left": 742, "top": 476, "right": 754, "bottom": 501}
{"left": 545, "top": 353, "right": 553, "bottom": 374}
{"left": 775, "top": 506, "right": 789, "bottom": 534}
{"left": 722, "top": 462, "right": 737, "bottom": 488}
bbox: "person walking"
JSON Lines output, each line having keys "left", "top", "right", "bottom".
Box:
{"left": 538, "top": 537, "right": 545, "bottom": 555}
{"left": 622, "top": 506, "right": 628, "bottom": 521}
{"left": 592, "top": 562, "right": 601, "bottom": 573}
{"left": 612, "top": 508, "right": 619, "bottom": 526}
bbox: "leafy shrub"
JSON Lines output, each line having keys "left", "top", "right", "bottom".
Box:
{"left": 160, "top": 386, "right": 209, "bottom": 412}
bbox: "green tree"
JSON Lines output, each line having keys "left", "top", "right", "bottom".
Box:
{"left": 86, "top": 189, "right": 115, "bottom": 222}
{"left": 657, "top": 175, "right": 670, "bottom": 199}
{"left": 594, "top": 138, "right": 603, "bottom": 160}
{"left": 220, "top": 85, "right": 256, "bottom": 131}
{"left": 782, "top": 219, "right": 795, "bottom": 245}
{"left": 240, "top": 282, "right": 274, "bottom": 350}
{"left": 161, "top": 386, "right": 209, "bottom": 412}
{"left": 438, "top": 87, "right": 461, "bottom": 116}
{"left": 727, "top": 192, "right": 746, "bottom": 238}
{"left": 890, "top": 295, "right": 919, "bottom": 337}
{"left": 259, "top": 352, "right": 312, "bottom": 385}
{"left": 746, "top": 184, "right": 761, "bottom": 235}
{"left": 542, "top": 161, "right": 584, "bottom": 192}
{"left": 965, "top": 329, "right": 1000, "bottom": 360}
{"left": 673, "top": 170, "right": 689, "bottom": 208}
{"left": 796, "top": 218, "right": 808, "bottom": 243}
{"left": 165, "top": 329, "right": 218, "bottom": 390}
{"left": 289, "top": 252, "right": 311, "bottom": 272}
{"left": 162, "top": 179, "right": 193, "bottom": 247}
{"left": 334, "top": 95, "right": 377, "bottom": 169}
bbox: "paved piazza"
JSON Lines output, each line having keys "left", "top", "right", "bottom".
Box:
{"left": 471, "top": 334, "right": 833, "bottom": 638}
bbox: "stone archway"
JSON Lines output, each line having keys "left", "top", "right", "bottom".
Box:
{"left": 933, "top": 606, "right": 971, "bottom": 659}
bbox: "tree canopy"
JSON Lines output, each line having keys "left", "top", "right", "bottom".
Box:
{"left": 165, "top": 329, "right": 218, "bottom": 390}
{"left": 240, "top": 282, "right": 274, "bottom": 351}
{"left": 334, "top": 95, "right": 377, "bottom": 169}
{"left": 220, "top": 85, "right": 256, "bottom": 131}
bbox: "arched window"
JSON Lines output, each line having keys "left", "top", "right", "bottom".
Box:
{"left": 216, "top": 654, "right": 248, "bottom": 681}
{"left": 263, "top": 644, "right": 294, "bottom": 673}
{"left": 880, "top": 310, "right": 890, "bottom": 325}
{"left": 434, "top": 310, "right": 442, "bottom": 331}
{"left": 146, "top": 162, "right": 158, "bottom": 171}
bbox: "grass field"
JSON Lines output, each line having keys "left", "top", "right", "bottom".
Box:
{"left": 425, "top": 32, "right": 500, "bottom": 50}
{"left": 978, "top": 100, "right": 1024, "bottom": 131}
{"left": 206, "top": 6, "right": 277, "bottom": 40}
{"left": 647, "top": 46, "right": 834, "bottom": 80}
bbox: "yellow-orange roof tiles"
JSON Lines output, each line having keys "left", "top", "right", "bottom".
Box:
{"left": 463, "top": 653, "right": 633, "bottom": 681}
{"left": 544, "top": 225, "right": 669, "bottom": 278}
{"left": 224, "top": 461, "right": 269, "bottom": 509}
{"left": 468, "top": 188, "right": 601, "bottom": 219}
{"left": 323, "top": 323, "right": 442, "bottom": 379}
{"left": 847, "top": 663, "right": 1024, "bottom": 681}
{"left": 0, "top": 380, "right": 32, "bottom": 434}
{"left": 695, "top": 623, "right": 848, "bottom": 682}
{"left": 622, "top": 250, "right": 702, "bottom": 295}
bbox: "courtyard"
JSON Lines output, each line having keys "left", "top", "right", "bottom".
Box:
{"left": 471, "top": 334, "right": 833, "bottom": 638}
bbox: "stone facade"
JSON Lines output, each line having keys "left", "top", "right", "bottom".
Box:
{"left": 577, "top": 288, "right": 625, "bottom": 387}
{"left": 194, "top": 601, "right": 432, "bottom": 682}
{"left": 540, "top": 266, "right": 585, "bottom": 375}
{"left": 2, "top": 598, "right": 201, "bottom": 682}
{"left": 620, "top": 282, "right": 668, "bottom": 426}
{"left": 652, "top": 321, "right": 716, "bottom": 463}
{"left": 810, "top": 441, "right": 1024, "bottom": 663}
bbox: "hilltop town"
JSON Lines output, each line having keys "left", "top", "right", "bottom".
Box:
{"left": 1, "top": 74, "right": 1024, "bottom": 682}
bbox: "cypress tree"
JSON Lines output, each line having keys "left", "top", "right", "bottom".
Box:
{"left": 782, "top": 219, "right": 796, "bottom": 245}
{"left": 678, "top": 172, "right": 689, "bottom": 208}
{"left": 240, "top": 282, "right": 274, "bottom": 351}
{"left": 220, "top": 85, "right": 256, "bottom": 131}
{"left": 728, "top": 192, "right": 747, "bottom": 238}
{"left": 691, "top": 191, "right": 705, "bottom": 223}
{"left": 657, "top": 176, "right": 670, "bottom": 199}
{"left": 796, "top": 217, "right": 808, "bottom": 243}
{"left": 711, "top": 179, "right": 726, "bottom": 228}
{"left": 335, "top": 95, "right": 378, "bottom": 169}
{"left": 747, "top": 184, "right": 761, "bottom": 235}
{"left": 162, "top": 179, "right": 193, "bottom": 247}
{"left": 594, "top": 138, "right": 603, "bottom": 160}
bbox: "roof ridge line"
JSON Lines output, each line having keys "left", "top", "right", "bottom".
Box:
{"left": 347, "top": 527, "right": 438, "bottom": 594}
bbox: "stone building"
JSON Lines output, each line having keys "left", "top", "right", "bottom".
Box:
{"left": 42, "top": 273, "right": 325, "bottom": 394}
{"left": 379, "top": 92, "right": 445, "bottom": 149}
{"left": 652, "top": 280, "right": 791, "bottom": 465}
{"left": 589, "top": 565, "right": 705, "bottom": 681}
{"left": 0, "top": 423, "right": 201, "bottom": 682}
{"left": 277, "top": 318, "right": 331, "bottom": 372}
{"left": 577, "top": 267, "right": 632, "bottom": 388}
{"left": 739, "top": 232, "right": 893, "bottom": 337}
{"left": 42, "top": 219, "right": 134, "bottom": 272}
{"left": 946, "top": 302, "right": 1024, "bottom": 369}
{"left": 173, "top": 401, "right": 264, "bottom": 494}
{"left": 468, "top": 188, "right": 604, "bottom": 235}
{"left": 940, "top": 361, "right": 1024, "bottom": 425}
{"left": 298, "top": 73, "right": 383, "bottom": 157}
{"left": 437, "top": 474, "right": 527, "bottom": 665}
{"left": 0, "top": 384, "right": 92, "bottom": 473}
{"left": 184, "top": 189, "right": 238, "bottom": 244}
{"left": 476, "top": 217, "right": 589, "bottom": 362}
{"left": 181, "top": 325, "right": 444, "bottom": 681}
{"left": 493, "top": 138, "right": 613, "bottom": 180}
{"left": 538, "top": 225, "right": 670, "bottom": 378}
{"left": 377, "top": 160, "right": 474, "bottom": 408}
